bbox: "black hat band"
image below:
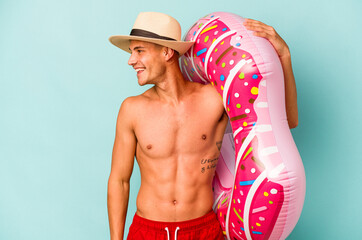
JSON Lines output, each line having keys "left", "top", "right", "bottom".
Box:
{"left": 130, "top": 29, "right": 176, "bottom": 41}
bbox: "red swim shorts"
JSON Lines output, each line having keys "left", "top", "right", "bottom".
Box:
{"left": 127, "top": 210, "right": 224, "bottom": 240}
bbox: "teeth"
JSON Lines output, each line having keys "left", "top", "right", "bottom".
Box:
{"left": 135, "top": 69, "right": 145, "bottom": 72}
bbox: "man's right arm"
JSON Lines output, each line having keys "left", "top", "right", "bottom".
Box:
{"left": 108, "top": 97, "right": 137, "bottom": 240}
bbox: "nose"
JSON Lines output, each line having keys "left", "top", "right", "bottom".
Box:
{"left": 128, "top": 52, "right": 136, "bottom": 66}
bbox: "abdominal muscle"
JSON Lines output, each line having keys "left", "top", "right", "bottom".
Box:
{"left": 135, "top": 154, "right": 217, "bottom": 222}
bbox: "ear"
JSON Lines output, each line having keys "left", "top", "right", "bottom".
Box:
{"left": 163, "top": 47, "right": 175, "bottom": 61}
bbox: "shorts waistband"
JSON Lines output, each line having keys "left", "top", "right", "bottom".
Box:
{"left": 132, "top": 210, "right": 217, "bottom": 232}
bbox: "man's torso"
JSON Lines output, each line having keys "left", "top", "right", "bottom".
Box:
{"left": 128, "top": 81, "right": 228, "bottom": 221}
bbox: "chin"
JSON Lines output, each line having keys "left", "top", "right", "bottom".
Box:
{"left": 137, "top": 78, "right": 145, "bottom": 85}
{"left": 137, "top": 79, "right": 149, "bottom": 86}
{"left": 138, "top": 77, "right": 155, "bottom": 86}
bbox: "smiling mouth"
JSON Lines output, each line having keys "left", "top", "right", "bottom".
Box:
{"left": 135, "top": 68, "right": 145, "bottom": 75}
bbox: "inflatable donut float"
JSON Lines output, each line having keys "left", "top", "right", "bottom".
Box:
{"left": 180, "top": 12, "right": 306, "bottom": 240}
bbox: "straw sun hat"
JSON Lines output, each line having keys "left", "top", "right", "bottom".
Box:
{"left": 109, "top": 12, "right": 194, "bottom": 55}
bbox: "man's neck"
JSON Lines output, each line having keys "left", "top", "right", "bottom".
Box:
{"left": 153, "top": 65, "right": 189, "bottom": 105}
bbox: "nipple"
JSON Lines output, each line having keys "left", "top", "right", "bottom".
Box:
{"left": 202, "top": 134, "right": 207, "bottom": 140}
{"left": 147, "top": 144, "right": 152, "bottom": 149}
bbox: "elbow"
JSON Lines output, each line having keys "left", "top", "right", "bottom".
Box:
{"left": 287, "top": 108, "right": 298, "bottom": 129}
{"left": 107, "top": 178, "right": 130, "bottom": 202}
{"left": 288, "top": 118, "right": 298, "bottom": 129}
{"left": 108, "top": 176, "right": 130, "bottom": 191}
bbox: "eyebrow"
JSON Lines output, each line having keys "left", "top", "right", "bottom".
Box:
{"left": 129, "top": 46, "right": 145, "bottom": 51}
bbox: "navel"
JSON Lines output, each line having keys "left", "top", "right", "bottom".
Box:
{"left": 173, "top": 200, "right": 177, "bottom": 205}
{"left": 146, "top": 144, "right": 152, "bottom": 149}
{"left": 202, "top": 134, "right": 207, "bottom": 140}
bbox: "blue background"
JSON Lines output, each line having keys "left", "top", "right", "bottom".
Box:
{"left": 1, "top": 0, "right": 361, "bottom": 239}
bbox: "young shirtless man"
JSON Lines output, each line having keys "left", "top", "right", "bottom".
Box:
{"left": 107, "top": 12, "right": 298, "bottom": 240}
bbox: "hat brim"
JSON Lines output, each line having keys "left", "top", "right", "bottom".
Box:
{"left": 109, "top": 35, "right": 194, "bottom": 55}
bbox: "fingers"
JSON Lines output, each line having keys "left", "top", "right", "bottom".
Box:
{"left": 243, "top": 18, "right": 289, "bottom": 58}
{"left": 251, "top": 31, "right": 272, "bottom": 39}
{"left": 243, "top": 18, "right": 276, "bottom": 35}
{"left": 243, "top": 18, "right": 268, "bottom": 28}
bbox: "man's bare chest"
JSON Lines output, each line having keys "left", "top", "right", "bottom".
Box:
{"left": 133, "top": 103, "right": 222, "bottom": 158}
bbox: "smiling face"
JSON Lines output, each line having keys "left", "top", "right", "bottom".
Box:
{"left": 128, "top": 40, "right": 167, "bottom": 86}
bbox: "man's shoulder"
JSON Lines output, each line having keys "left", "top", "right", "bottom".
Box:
{"left": 188, "top": 82, "right": 225, "bottom": 115}
{"left": 121, "top": 89, "right": 153, "bottom": 108}
{"left": 122, "top": 95, "right": 145, "bottom": 106}
{"left": 119, "top": 88, "right": 156, "bottom": 117}
{"left": 119, "top": 97, "right": 143, "bottom": 117}
{"left": 191, "top": 82, "right": 222, "bottom": 101}
{"left": 187, "top": 81, "right": 213, "bottom": 94}
{"left": 117, "top": 94, "right": 148, "bottom": 128}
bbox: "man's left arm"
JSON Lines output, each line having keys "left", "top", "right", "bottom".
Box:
{"left": 243, "top": 19, "right": 298, "bottom": 128}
